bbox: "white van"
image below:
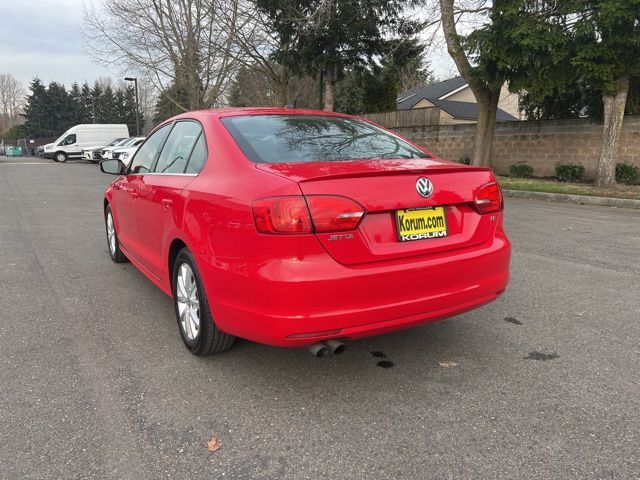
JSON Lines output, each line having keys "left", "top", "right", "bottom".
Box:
{"left": 43, "top": 124, "right": 129, "bottom": 162}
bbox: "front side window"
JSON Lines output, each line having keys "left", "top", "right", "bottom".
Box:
{"left": 154, "top": 121, "right": 203, "bottom": 174}
{"left": 221, "top": 115, "right": 429, "bottom": 164}
{"left": 60, "top": 134, "right": 76, "bottom": 146}
{"left": 129, "top": 124, "right": 171, "bottom": 174}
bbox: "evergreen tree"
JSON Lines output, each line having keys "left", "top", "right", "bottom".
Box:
{"left": 69, "top": 82, "right": 91, "bottom": 124}
{"left": 477, "top": 0, "right": 640, "bottom": 185}
{"left": 80, "top": 82, "right": 95, "bottom": 123}
{"left": 91, "top": 82, "right": 106, "bottom": 123}
{"left": 21, "top": 77, "right": 148, "bottom": 137}
{"left": 99, "top": 85, "right": 119, "bottom": 123}
{"left": 335, "top": 36, "right": 428, "bottom": 114}
{"left": 256, "top": 0, "right": 412, "bottom": 111}
{"left": 23, "top": 78, "right": 49, "bottom": 137}
{"left": 154, "top": 82, "right": 189, "bottom": 123}
{"left": 123, "top": 86, "right": 143, "bottom": 134}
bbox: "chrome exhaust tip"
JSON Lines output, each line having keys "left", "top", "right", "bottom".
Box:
{"left": 307, "top": 342, "right": 330, "bottom": 358}
{"left": 325, "top": 339, "right": 346, "bottom": 355}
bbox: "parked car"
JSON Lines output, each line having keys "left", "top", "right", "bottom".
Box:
{"left": 100, "top": 136, "right": 142, "bottom": 160}
{"left": 83, "top": 137, "right": 129, "bottom": 162}
{"left": 43, "top": 124, "right": 129, "bottom": 162}
{"left": 112, "top": 137, "right": 146, "bottom": 166}
{"left": 38, "top": 143, "right": 53, "bottom": 156}
{"left": 100, "top": 108, "right": 511, "bottom": 357}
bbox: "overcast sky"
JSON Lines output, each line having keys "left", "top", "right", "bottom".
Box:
{"left": 1, "top": 0, "right": 458, "bottom": 94}
{"left": 0, "top": 0, "right": 114, "bottom": 88}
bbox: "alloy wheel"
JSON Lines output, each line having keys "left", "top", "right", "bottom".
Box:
{"left": 176, "top": 263, "right": 200, "bottom": 341}
{"left": 106, "top": 212, "right": 116, "bottom": 255}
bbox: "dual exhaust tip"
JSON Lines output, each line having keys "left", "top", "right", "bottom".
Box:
{"left": 307, "top": 339, "right": 346, "bottom": 357}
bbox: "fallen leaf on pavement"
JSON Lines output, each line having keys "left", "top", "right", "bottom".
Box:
{"left": 438, "top": 361, "right": 459, "bottom": 368}
{"left": 207, "top": 436, "right": 222, "bottom": 452}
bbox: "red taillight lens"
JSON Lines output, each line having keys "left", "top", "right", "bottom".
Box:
{"left": 306, "top": 195, "right": 364, "bottom": 232}
{"left": 253, "top": 196, "right": 313, "bottom": 234}
{"left": 253, "top": 195, "right": 364, "bottom": 234}
{"left": 474, "top": 182, "right": 503, "bottom": 214}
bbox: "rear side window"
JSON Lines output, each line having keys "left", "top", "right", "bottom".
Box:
{"left": 154, "top": 121, "right": 203, "bottom": 174}
{"left": 185, "top": 134, "right": 207, "bottom": 174}
{"left": 129, "top": 124, "right": 171, "bottom": 174}
{"left": 221, "top": 114, "right": 429, "bottom": 164}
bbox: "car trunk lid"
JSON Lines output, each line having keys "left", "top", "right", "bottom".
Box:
{"left": 256, "top": 159, "right": 499, "bottom": 266}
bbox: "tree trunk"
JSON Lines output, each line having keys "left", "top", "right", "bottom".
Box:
{"left": 472, "top": 89, "right": 500, "bottom": 166}
{"left": 274, "top": 63, "right": 288, "bottom": 107}
{"left": 323, "top": 65, "right": 336, "bottom": 112}
{"left": 439, "top": 0, "right": 501, "bottom": 166}
{"left": 318, "top": 70, "right": 324, "bottom": 109}
{"left": 596, "top": 75, "right": 629, "bottom": 187}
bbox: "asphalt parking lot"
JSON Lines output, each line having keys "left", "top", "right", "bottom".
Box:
{"left": 1, "top": 156, "right": 639, "bottom": 480}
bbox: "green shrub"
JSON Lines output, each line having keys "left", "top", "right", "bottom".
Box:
{"left": 458, "top": 154, "right": 471, "bottom": 165}
{"left": 615, "top": 162, "right": 639, "bottom": 185}
{"left": 555, "top": 163, "right": 585, "bottom": 183}
{"left": 509, "top": 163, "right": 534, "bottom": 178}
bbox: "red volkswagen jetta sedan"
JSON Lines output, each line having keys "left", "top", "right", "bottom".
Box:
{"left": 100, "top": 108, "right": 510, "bottom": 357}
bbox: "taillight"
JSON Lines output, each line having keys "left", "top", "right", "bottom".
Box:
{"left": 253, "top": 195, "right": 364, "bottom": 234}
{"left": 306, "top": 195, "right": 364, "bottom": 232}
{"left": 474, "top": 182, "right": 503, "bottom": 214}
{"left": 253, "top": 196, "right": 313, "bottom": 234}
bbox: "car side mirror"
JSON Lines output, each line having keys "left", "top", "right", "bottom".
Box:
{"left": 100, "top": 159, "right": 127, "bottom": 175}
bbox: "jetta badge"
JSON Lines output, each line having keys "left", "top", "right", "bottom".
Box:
{"left": 416, "top": 177, "right": 433, "bottom": 198}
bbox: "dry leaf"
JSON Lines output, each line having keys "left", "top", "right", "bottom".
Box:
{"left": 438, "top": 360, "right": 459, "bottom": 368}
{"left": 207, "top": 436, "right": 222, "bottom": 452}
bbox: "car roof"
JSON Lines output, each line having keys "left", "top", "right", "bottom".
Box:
{"left": 169, "top": 107, "right": 353, "bottom": 122}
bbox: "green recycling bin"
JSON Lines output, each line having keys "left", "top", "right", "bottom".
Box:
{"left": 5, "top": 145, "right": 22, "bottom": 157}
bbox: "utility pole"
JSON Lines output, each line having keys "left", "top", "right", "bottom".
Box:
{"left": 124, "top": 77, "right": 140, "bottom": 136}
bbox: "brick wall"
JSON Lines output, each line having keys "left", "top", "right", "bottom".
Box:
{"left": 394, "top": 116, "right": 640, "bottom": 180}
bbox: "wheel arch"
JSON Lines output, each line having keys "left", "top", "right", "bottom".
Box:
{"left": 168, "top": 238, "right": 188, "bottom": 293}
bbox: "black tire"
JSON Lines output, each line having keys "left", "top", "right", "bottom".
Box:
{"left": 172, "top": 248, "right": 235, "bottom": 356}
{"left": 105, "top": 205, "right": 128, "bottom": 263}
{"left": 53, "top": 151, "right": 67, "bottom": 163}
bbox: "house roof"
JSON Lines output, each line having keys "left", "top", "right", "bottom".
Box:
{"left": 396, "top": 76, "right": 518, "bottom": 122}
{"left": 428, "top": 98, "right": 518, "bottom": 122}
{"left": 396, "top": 76, "right": 468, "bottom": 110}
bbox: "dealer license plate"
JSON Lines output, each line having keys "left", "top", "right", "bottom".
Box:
{"left": 395, "top": 207, "right": 448, "bottom": 242}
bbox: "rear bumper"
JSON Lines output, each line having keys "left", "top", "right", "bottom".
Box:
{"left": 199, "top": 233, "right": 511, "bottom": 347}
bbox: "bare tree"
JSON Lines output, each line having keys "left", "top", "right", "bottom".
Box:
{"left": 232, "top": 5, "right": 291, "bottom": 106}
{"left": 0, "top": 74, "right": 25, "bottom": 131}
{"left": 439, "top": 0, "right": 500, "bottom": 166}
{"left": 84, "top": 0, "right": 249, "bottom": 111}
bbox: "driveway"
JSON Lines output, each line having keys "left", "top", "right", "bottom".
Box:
{"left": 1, "top": 157, "right": 639, "bottom": 479}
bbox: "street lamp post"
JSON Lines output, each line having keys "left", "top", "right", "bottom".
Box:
{"left": 124, "top": 77, "right": 140, "bottom": 136}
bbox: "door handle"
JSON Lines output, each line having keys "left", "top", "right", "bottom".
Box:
{"left": 161, "top": 198, "right": 173, "bottom": 209}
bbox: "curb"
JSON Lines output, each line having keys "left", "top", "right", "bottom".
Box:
{"left": 503, "top": 189, "right": 640, "bottom": 209}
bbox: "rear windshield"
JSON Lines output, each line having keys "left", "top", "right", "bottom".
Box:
{"left": 221, "top": 114, "right": 429, "bottom": 163}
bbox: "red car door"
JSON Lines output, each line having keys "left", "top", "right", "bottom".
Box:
{"left": 118, "top": 123, "right": 173, "bottom": 264}
{"left": 111, "top": 174, "right": 142, "bottom": 253}
{"left": 135, "top": 121, "right": 207, "bottom": 280}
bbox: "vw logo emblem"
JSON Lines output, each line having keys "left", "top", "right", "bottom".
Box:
{"left": 416, "top": 177, "right": 433, "bottom": 198}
